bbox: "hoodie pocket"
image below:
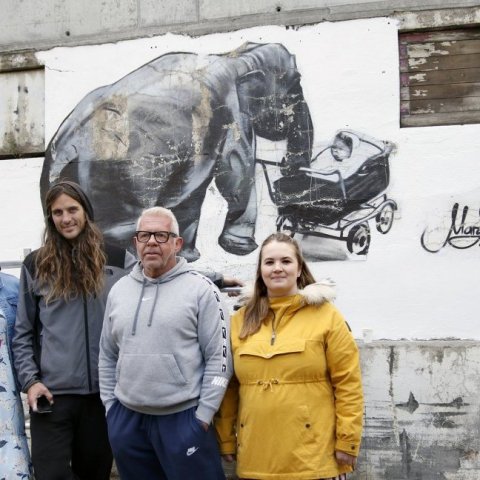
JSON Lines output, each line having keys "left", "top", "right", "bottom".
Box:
{"left": 119, "top": 352, "right": 187, "bottom": 386}
{"left": 117, "top": 352, "right": 189, "bottom": 406}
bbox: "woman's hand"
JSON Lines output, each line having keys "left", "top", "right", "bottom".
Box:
{"left": 335, "top": 450, "right": 357, "bottom": 467}
{"left": 222, "top": 454, "right": 236, "bottom": 463}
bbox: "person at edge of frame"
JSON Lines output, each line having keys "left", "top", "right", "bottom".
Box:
{"left": 99, "top": 206, "right": 232, "bottom": 480}
{"left": 12, "top": 180, "right": 240, "bottom": 480}
{"left": 0, "top": 269, "right": 33, "bottom": 478}
{"left": 215, "top": 232, "right": 364, "bottom": 480}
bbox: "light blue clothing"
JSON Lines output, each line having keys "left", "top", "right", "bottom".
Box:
{"left": 0, "top": 272, "right": 19, "bottom": 355}
{"left": 0, "top": 310, "right": 33, "bottom": 479}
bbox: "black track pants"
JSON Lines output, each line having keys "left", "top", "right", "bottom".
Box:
{"left": 30, "top": 393, "right": 112, "bottom": 480}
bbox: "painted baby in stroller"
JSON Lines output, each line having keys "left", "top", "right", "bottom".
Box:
{"left": 258, "top": 130, "right": 397, "bottom": 255}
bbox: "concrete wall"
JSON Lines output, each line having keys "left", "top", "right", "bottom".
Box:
{"left": 2, "top": 16, "right": 479, "bottom": 340}
{"left": 357, "top": 341, "right": 480, "bottom": 479}
{"left": 1, "top": 1, "right": 480, "bottom": 53}
{"left": 1, "top": 2, "right": 480, "bottom": 478}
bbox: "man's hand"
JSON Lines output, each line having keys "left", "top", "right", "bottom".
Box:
{"left": 222, "top": 454, "right": 236, "bottom": 463}
{"left": 199, "top": 420, "right": 209, "bottom": 432}
{"left": 335, "top": 450, "right": 357, "bottom": 467}
{"left": 27, "top": 382, "right": 54, "bottom": 412}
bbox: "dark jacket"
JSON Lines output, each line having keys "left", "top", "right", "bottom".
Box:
{"left": 12, "top": 244, "right": 136, "bottom": 395}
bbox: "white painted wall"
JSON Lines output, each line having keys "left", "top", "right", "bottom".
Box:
{"left": 1, "top": 17, "right": 478, "bottom": 340}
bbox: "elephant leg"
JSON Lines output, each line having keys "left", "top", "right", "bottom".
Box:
{"left": 163, "top": 173, "right": 213, "bottom": 263}
{"left": 175, "top": 205, "right": 202, "bottom": 262}
{"left": 215, "top": 148, "right": 258, "bottom": 256}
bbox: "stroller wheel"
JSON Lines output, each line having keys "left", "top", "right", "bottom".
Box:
{"left": 347, "top": 223, "right": 370, "bottom": 255}
{"left": 376, "top": 204, "right": 395, "bottom": 234}
{"left": 276, "top": 216, "right": 296, "bottom": 237}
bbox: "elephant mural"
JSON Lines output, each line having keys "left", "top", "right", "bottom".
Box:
{"left": 41, "top": 42, "right": 313, "bottom": 261}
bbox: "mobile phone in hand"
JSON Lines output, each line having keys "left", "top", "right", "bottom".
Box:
{"left": 220, "top": 287, "right": 243, "bottom": 294}
{"left": 36, "top": 396, "right": 53, "bottom": 414}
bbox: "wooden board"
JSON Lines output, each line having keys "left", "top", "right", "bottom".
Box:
{"left": 399, "top": 27, "right": 480, "bottom": 128}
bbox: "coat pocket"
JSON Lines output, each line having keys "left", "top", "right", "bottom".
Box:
{"left": 238, "top": 338, "right": 306, "bottom": 359}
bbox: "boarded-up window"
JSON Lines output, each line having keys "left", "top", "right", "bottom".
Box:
{"left": 0, "top": 68, "right": 45, "bottom": 158}
{"left": 400, "top": 28, "right": 480, "bottom": 128}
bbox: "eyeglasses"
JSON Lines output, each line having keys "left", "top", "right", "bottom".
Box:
{"left": 135, "top": 231, "right": 178, "bottom": 243}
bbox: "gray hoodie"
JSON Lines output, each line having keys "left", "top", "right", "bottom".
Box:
{"left": 99, "top": 257, "right": 232, "bottom": 424}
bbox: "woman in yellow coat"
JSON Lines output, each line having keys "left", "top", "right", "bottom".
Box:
{"left": 215, "top": 233, "right": 363, "bottom": 480}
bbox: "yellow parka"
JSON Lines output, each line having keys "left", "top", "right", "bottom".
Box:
{"left": 215, "top": 283, "right": 363, "bottom": 479}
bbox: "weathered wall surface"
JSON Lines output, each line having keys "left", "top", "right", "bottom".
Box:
{"left": 1, "top": 3, "right": 480, "bottom": 478}
{"left": 1, "top": 1, "right": 480, "bottom": 53}
{"left": 357, "top": 341, "right": 480, "bottom": 479}
{"left": 2, "top": 18, "right": 479, "bottom": 340}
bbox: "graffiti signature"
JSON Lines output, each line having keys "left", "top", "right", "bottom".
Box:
{"left": 421, "top": 203, "right": 480, "bottom": 253}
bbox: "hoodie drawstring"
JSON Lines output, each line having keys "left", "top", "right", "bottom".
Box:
{"left": 147, "top": 283, "right": 160, "bottom": 327}
{"left": 131, "top": 279, "right": 161, "bottom": 334}
{"left": 131, "top": 280, "right": 146, "bottom": 335}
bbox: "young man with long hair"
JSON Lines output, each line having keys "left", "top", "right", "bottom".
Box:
{"left": 12, "top": 181, "right": 135, "bottom": 480}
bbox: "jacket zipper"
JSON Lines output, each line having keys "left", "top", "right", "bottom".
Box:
{"left": 83, "top": 295, "right": 93, "bottom": 392}
{"left": 271, "top": 310, "right": 289, "bottom": 345}
{"left": 270, "top": 312, "right": 281, "bottom": 345}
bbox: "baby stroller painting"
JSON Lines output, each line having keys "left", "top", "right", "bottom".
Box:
{"left": 258, "top": 130, "right": 397, "bottom": 257}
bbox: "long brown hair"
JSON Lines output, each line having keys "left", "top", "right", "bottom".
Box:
{"left": 240, "top": 233, "right": 315, "bottom": 339}
{"left": 36, "top": 181, "right": 106, "bottom": 302}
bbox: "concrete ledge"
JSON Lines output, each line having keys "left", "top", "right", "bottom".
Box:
{"left": 1, "top": 2, "right": 479, "bottom": 54}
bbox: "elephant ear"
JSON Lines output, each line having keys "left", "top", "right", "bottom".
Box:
{"left": 236, "top": 70, "right": 267, "bottom": 117}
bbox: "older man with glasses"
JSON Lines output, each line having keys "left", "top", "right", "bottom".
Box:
{"left": 99, "top": 206, "right": 232, "bottom": 480}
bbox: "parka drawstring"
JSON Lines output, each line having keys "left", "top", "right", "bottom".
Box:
{"left": 257, "top": 379, "right": 279, "bottom": 391}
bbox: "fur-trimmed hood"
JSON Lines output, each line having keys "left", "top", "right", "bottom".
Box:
{"left": 299, "top": 279, "right": 336, "bottom": 305}
{"left": 238, "top": 278, "right": 336, "bottom": 306}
